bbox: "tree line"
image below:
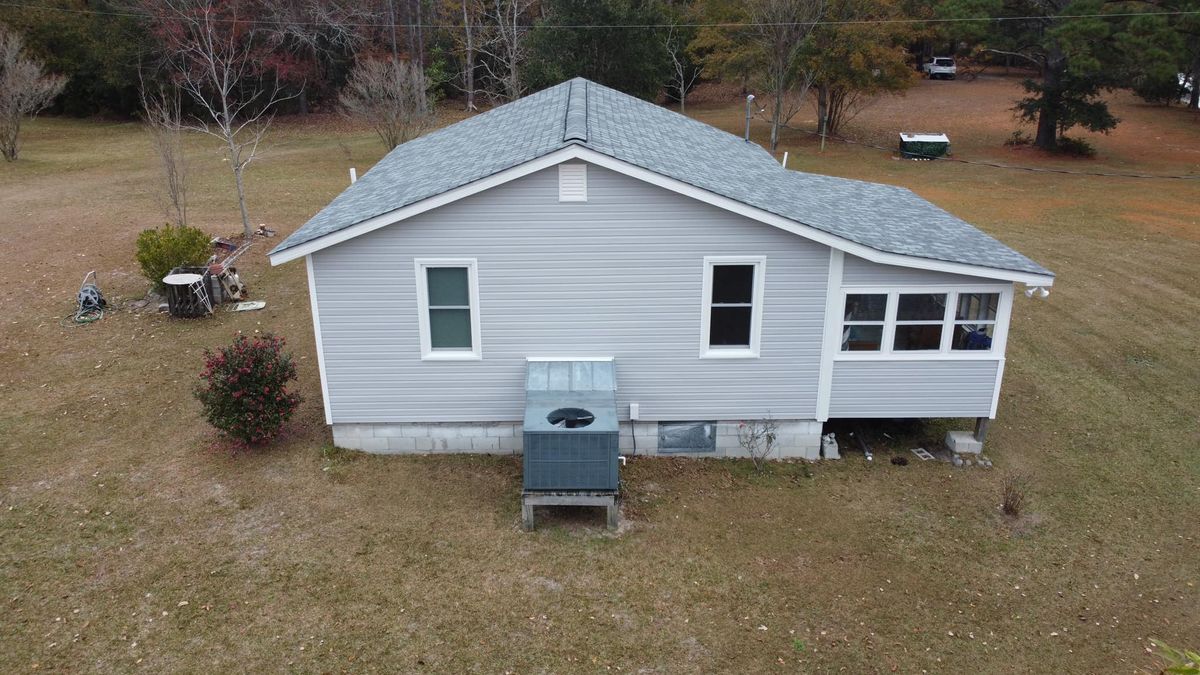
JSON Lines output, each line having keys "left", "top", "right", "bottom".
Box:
{"left": 1, "top": 0, "right": 1197, "bottom": 233}
{"left": 3, "top": 0, "right": 1198, "bottom": 138}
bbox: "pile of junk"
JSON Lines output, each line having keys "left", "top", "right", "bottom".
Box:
{"left": 162, "top": 237, "right": 258, "bottom": 318}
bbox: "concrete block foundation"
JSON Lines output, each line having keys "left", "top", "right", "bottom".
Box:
{"left": 945, "top": 430, "right": 984, "bottom": 455}
{"left": 332, "top": 419, "right": 825, "bottom": 460}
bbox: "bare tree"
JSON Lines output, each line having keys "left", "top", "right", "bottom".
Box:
{"left": 340, "top": 58, "right": 432, "bottom": 149}
{"left": 477, "top": 0, "right": 535, "bottom": 102}
{"left": 139, "top": 77, "right": 189, "bottom": 226}
{"left": 747, "top": 0, "right": 826, "bottom": 151}
{"left": 450, "top": 0, "right": 485, "bottom": 111}
{"left": 159, "top": 0, "right": 297, "bottom": 238}
{"left": 737, "top": 414, "right": 780, "bottom": 473}
{"left": 0, "top": 24, "right": 67, "bottom": 162}
{"left": 664, "top": 25, "right": 702, "bottom": 114}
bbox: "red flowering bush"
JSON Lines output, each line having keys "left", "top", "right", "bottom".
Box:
{"left": 194, "top": 333, "right": 302, "bottom": 446}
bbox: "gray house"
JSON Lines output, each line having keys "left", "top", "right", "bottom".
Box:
{"left": 268, "top": 78, "right": 1054, "bottom": 459}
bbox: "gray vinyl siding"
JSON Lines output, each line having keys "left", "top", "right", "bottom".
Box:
{"left": 311, "top": 162, "right": 829, "bottom": 423}
{"left": 828, "top": 360, "right": 999, "bottom": 418}
{"left": 842, "top": 254, "right": 1006, "bottom": 287}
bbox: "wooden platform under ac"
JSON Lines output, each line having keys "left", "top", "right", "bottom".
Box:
{"left": 521, "top": 491, "right": 618, "bottom": 531}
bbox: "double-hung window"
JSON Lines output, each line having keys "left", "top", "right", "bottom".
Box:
{"left": 838, "top": 289, "right": 1005, "bottom": 356}
{"left": 415, "top": 258, "right": 481, "bottom": 360}
{"left": 701, "top": 256, "right": 765, "bottom": 358}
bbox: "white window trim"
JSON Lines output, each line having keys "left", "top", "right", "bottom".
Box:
{"left": 414, "top": 258, "right": 482, "bottom": 361}
{"left": 699, "top": 255, "right": 766, "bottom": 359}
{"left": 834, "top": 285, "right": 1012, "bottom": 361}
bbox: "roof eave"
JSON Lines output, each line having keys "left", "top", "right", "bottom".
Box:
{"left": 270, "top": 145, "right": 1053, "bottom": 286}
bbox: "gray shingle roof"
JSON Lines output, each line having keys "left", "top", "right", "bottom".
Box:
{"left": 271, "top": 78, "right": 1052, "bottom": 278}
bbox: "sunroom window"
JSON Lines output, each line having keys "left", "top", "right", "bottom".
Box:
{"left": 951, "top": 292, "right": 999, "bottom": 350}
{"left": 837, "top": 289, "right": 1004, "bottom": 357}
{"left": 841, "top": 293, "right": 886, "bottom": 351}
{"left": 893, "top": 293, "right": 947, "bottom": 351}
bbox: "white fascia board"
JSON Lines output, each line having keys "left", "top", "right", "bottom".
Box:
{"left": 272, "top": 145, "right": 1055, "bottom": 287}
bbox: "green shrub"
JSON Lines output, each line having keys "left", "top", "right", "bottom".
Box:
{"left": 1151, "top": 639, "right": 1200, "bottom": 674}
{"left": 135, "top": 223, "right": 211, "bottom": 291}
{"left": 1055, "top": 136, "right": 1096, "bottom": 158}
{"left": 194, "top": 333, "right": 302, "bottom": 447}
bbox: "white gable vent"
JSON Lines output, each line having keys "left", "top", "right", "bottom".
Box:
{"left": 558, "top": 163, "right": 587, "bottom": 202}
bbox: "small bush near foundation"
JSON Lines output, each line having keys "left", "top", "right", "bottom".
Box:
{"left": 194, "top": 333, "right": 301, "bottom": 446}
{"left": 1001, "top": 473, "right": 1028, "bottom": 517}
{"left": 737, "top": 415, "right": 779, "bottom": 474}
{"left": 135, "top": 223, "right": 211, "bottom": 291}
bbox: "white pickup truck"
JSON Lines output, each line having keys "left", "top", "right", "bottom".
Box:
{"left": 923, "top": 57, "right": 957, "bottom": 80}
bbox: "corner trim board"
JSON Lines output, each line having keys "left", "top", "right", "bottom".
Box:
{"left": 990, "top": 357, "right": 1006, "bottom": 419}
{"left": 816, "top": 248, "right": 844, "bottom": 421}
{"left": 305, "top": 254, "right": 334, "bottom": 425}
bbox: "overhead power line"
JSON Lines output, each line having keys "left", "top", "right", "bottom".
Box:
{"left": 0, "top": 1, "right": 1197, "bottom": 28}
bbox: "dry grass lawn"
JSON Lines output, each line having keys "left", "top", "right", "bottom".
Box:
{"left": 1, "top": 75, "right": 1198, "bottom": 673}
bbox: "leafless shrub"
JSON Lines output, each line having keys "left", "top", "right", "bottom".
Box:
{"left": 1001, "top": 473, "right": 1028, "bottom": 517}
{"left": 738, "top": 414, "right": 780, "bottom": 473}
{"left": 139, "top": 78, "right": 188, "bottom": 226}
{"left": 339, "top": 58, "right": 432, "bottom": 150}
{"left": 0, "top": 24, "right": 68, "bottom": 161}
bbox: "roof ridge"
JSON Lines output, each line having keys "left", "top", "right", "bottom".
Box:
{"left": 563, "top": 78, "right": 588, "bottom": 143}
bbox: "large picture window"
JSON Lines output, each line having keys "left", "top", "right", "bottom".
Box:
{"left": 839, "top": 289, "right": 1005, "bottom": 356}
{"left": 415, "top": 258, "right": 481, "bottom": 360}
{"left": 701, "top": 256, "right": 765, "bottom": 358}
